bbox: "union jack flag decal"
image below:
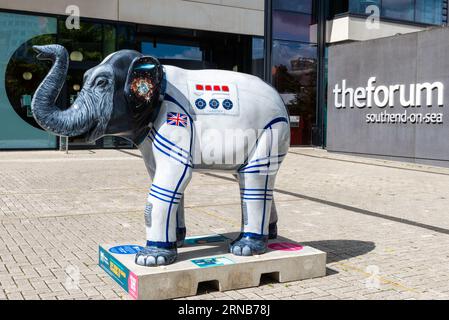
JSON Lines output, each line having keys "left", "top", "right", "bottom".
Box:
{"left": 166, "top": 112, "right": 188, "bottom": 127}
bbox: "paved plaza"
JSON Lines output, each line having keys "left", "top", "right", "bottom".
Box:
{"left": 1, "top": 147, "right": 449, "bottom": 300}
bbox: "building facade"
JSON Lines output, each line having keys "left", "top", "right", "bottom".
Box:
{"left": 327, "top": 27, "right": 449, "bottom": 167}
{"left": 0, "top": 0, "right": 448, "bottom": 151}
{"left": 265, "top": 0, "right": 447, "bottom": 147}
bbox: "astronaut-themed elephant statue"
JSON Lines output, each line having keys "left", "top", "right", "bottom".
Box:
{"left": 31, "top": 44, "right": 290, "bottom": 266}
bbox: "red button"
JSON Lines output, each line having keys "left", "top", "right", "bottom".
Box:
{"left": 196, "top": 84, "right": 203, "bottom": 90}
{"left": 213, "top": 85, "right": 221, "bottom": 91}
{"left": 205, "top": 85, "right": 212, "bottom": 91}
{"left": 222, "top": 85, "right": 229, "bottom": 92}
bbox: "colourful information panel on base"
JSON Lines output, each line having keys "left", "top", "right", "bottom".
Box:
{"left": 190, "top": 256, "right": 235, "bottom": 268}
{"left": 99, "top": 246, "right": 139, "bottom": 299}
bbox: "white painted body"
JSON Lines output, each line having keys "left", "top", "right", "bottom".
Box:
{"left": 138, "top": 65, "right": 290, "bottom": 244}
{"left": 139, "top": 66, "right": 289, "bottom": 170}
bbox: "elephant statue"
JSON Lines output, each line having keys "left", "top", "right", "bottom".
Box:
{"left": 31, "top": 44, "right": 290, "bottom": 266}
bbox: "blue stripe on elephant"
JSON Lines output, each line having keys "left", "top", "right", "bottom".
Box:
{"left": 161, "top": 94, "right": 194, "bottom": 242}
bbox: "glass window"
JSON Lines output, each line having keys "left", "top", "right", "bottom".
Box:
{"left": 273, "top": 0, "right": 314, "bottom": 14}
{"left": 103, "top": 24, "right": 116, "bottom": 57}
{"left": 5, "top": 34, "right": 57, "bottom": 131}
{"left": 58, "top": 20, "right": 104, "bottom": 62}
{"left": 330, "top": 0, "right": 349, "bottom": 15}
{"left": 103, "top": 136, "right": 133, "bottom": 148}
{"left": 272, "top": 41, "right": 317, "bottom": 92}
{"left": 381, "top": 0, "right": 415, "bottom": 21}
{"left": 251, "top": 37, "right": 264, "bottom": 79}
{"left": 141, "top": 42, "right": 202, "bottom": 60}
{"left": 415, "top": 0, "right": 443, "bottom": 24}
{"left": 349, "top": 0, "right": 381, "bottom": 15}
{"left": 0, "top": 12, "right": 57, "bottom": 149}
{"left": 349, "top": 0, "right": 444, "bottom": 25}
{"left": 273, "top": 10, "right": 314, "bottom": 42}
{"left": 272, "top": 40, "right": 317, "bottom": 145}
{"left": 117, "top": 24, "right": 137, "bottom": 50}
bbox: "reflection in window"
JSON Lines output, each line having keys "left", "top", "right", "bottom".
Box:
{"left": 272, "top": 40, "right": 317, "bottom": 145}
{"left": 103, "top": 136, "right": 134, "bottom": 148}
{"left": 349, "top": 0, "right": 443, "bottom": 25}
{"left": 103, "top": 24, "right": 116, "bottom": 57}
{"left": 5, "top": 34, "right": 56, "bottom": 130}
{"left": 273, "top": 0, "right": 313, "bottom": 14}
{"left": 252, "top": 37, "right": 264, "bottom": 79}
{"left": 142, "top": 42, "right": 202, "bottom": 60}
{"left": 349, "top": 0, "right": 381, "bottom": 15}
{"left": 58, "top": 20, "right": 104, "bottom": 62}
{"left": 416, "top": 0, "right": 443, "bottom": 24}
{"left": 381, "top": 0, "right": 414, "bottom": 21}
{"left": 273, "top": 10, "right": 314, "bottom": 43}
{"left": 117, "top": 24, "right": 137, "bottom": 50}
{"left": 0, "top": 12, "right": 57, "bottom": 149}
{"left": 271, "top": 0, "right": 318, "bottom": 145}
{"left": 331, "top": 1, "right": 350, "bottom": 15}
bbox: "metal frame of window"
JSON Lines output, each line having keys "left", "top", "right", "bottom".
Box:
{"left": 263, "top": 0, "right": 272, "bottom": 84}
{"left": 444, "top": 0, "right": 448, "bottom": 25}
{"left": 315, "top": 0, "right": 327, "bottom": 147}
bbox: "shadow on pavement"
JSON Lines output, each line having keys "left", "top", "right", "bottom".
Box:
{"left": 301, "top": 239, "right": 376, "bottom": 264}
{"left": 202, "top": 172, "right": 449, "bottom": 236}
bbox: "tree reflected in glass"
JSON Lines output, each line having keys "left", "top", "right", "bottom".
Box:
{"left": 272, "top": 40, "right": 317, "bottom": 145}
{"left": 5, "top": 34, "right": 56, "bottom": 129}
{"left": 58, "top": 20, "right": 103, "bottom": 62}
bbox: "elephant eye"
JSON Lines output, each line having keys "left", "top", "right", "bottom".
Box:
{"left": 96, "top": 78, "right": 108, "bottom": 87}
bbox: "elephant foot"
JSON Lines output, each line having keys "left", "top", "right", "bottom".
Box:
{"left": 268, "top": 222, "right": 278, "bottom": 239}
{"left": 229, "top": 233, "right": 268, "bottom": 256}
{"left": 176, "top": 227, "right": 186, "bottom": 247}
{"left": 135, "top": 242, "right": 177, "bottom": 267}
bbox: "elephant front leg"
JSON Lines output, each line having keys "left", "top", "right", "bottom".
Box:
{"left": 136, "top": 170, "right": 192, "bottom": 266}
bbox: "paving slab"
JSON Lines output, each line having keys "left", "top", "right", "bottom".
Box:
{"left": 2, "top": 147, "right": 449, "bottom": 299}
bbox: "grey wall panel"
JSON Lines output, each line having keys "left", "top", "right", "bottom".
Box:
{"left": 0, "top": 0, "right": 264, "bottom": 36}
{"left": 327, "top": 27, "right": 449, "bottom": 167}
{"left": 415, "top": 28, "right": 449, "bottom": 161}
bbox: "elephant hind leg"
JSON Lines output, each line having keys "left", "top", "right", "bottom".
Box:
{"left": 269, "top": 198, "right": 278, "bottom": 239}
{"left": 230, "top": 120, "right": 288, "bottom": 256}
{"left": 234, "top": 173, "right": 278, "bottom": 239}
{"left": 176, "top": 197, "right": 186, "bottom": 247}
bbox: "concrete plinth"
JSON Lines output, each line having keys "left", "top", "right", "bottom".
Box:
{"left": 99, "top": 234, "right": 326, "bottom": 300}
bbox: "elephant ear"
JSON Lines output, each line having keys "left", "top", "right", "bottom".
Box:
{"left": 124, "top": 56, "right": 164, "bottom": 108}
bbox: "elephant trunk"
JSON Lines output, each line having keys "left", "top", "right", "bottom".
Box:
{"left": 31, "top": 44, "right": 94, "bottom": 137}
